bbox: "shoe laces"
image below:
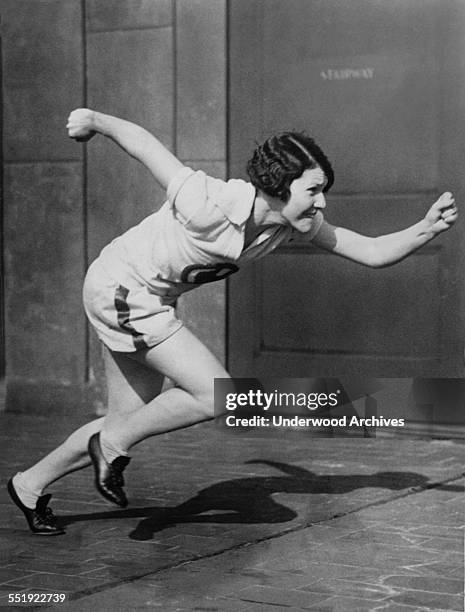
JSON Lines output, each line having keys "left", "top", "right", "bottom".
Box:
{"left": 108, "top": 456, "right": 130, "bottom": 489}
{"left": 36, "top": 507, "right": 58, "bottom": 527}
{"left": 35, "top": 495, "right": 58, "bottom": 527}
{"left": 108, "top": 468, "right": 124, "bottom": 488}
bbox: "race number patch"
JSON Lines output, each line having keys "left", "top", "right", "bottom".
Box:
{"left": 181, "top": 263, "right": 239, "bottom": 284}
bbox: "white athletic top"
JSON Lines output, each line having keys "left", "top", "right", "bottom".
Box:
{"left": 96, "top": 166, "right": 324, "bottom": 301}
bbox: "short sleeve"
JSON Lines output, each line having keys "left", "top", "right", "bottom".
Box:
{"left": 166, "top": 166, "right": 228, "bottom": 229}
{"left": 166, "top": 166, "right": 196, "bottom": 207}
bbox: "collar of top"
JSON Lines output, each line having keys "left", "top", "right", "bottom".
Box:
{"left": 215, "top": 178, "right": 256, "bottom": 227}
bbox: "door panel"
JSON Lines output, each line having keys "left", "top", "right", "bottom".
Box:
{"left": 260, "top": 252, "right": 440, "bottom": 356}
{"left": 261, "top": 0, "right": 439, "bottom": 194}
{"left": 228, "top": 0, "right": 465, "bottom": 377}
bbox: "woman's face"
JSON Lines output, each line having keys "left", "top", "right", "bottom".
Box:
{"left": 280, "top": 167, "right": 327, "bottom": 233}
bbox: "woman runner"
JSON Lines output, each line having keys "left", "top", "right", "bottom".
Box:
{"left": 7, "top": 108, "right": 458, "bottom": 534}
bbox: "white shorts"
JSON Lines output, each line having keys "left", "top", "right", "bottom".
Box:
{"left": 82, "top": 260, "right": 183, "bottom": 352}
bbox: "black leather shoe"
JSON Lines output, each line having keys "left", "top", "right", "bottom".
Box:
{"left": 7, "top": 479, "right": 65, "bottom": 536}
{"left": 88, "top": 433, "right": 130, "bottom": 507}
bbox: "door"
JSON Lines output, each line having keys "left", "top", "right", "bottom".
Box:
{"left": 228, "top": 0, "right": 465, "bottom": 377}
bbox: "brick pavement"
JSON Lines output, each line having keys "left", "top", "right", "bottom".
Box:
{"left": 0, "top": 410, "right": 463, "bottom": 611}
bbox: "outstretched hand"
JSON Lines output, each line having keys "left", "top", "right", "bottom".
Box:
{"left": 67, "top": 108, "right": 96, "bottom": 142}
{"left": 425, "top": 192, "right": 458, "bottom": 234}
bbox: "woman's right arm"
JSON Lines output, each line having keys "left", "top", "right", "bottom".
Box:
{"left": 67, "top": 108, "right": 184, "bottom": 190}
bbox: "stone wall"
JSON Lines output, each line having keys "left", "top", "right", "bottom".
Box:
{"left": 1, "top": 0, "right": 227, "bottom": 412}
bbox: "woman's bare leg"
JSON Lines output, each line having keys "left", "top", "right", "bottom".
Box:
{"left": 100, "top": 326, "right": 229, "bottom": 452}
{"left": 14, "top": 344, "right": 165, "bottom": 497}
{"left": 15, "top": 325, "right": 227, "bottom": 504}
{"left": 17, "top": 417, "right": 105, "bottom": 495}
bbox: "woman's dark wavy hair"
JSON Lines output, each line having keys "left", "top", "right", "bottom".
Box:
{"left": 246, "top": 132, "right": 334, "bottom": 201}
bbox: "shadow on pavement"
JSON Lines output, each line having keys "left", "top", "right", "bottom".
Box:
{"left": 59, "top": 460, "right": 462, "bottom": 540}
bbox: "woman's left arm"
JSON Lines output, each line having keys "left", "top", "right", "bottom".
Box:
{"left": 312, "top": 192, "right": 458, "bottom": 268}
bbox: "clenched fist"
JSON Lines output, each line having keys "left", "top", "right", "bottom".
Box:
{"left": 424, "top": 192, "right": 458, "bottom": 234}
{"left": 67, "top": 108, "right": 96, "bottom": 142}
